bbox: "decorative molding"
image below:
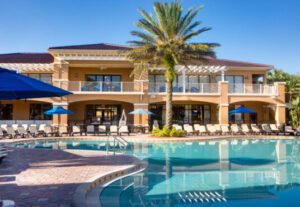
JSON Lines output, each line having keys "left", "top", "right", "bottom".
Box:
{"left": 152, "top": 65, "right": 227, "bottom": 74}
{"left": 0, "top": 63, "right": 54, "bottom": 72}
{"left": 52, "top": 102, "right": 69, "bottom": 106}
{"left": 134, "top": 103, "right": 149, "bottom": 106}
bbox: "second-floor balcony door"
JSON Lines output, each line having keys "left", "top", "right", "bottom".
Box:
{"left": 252, "top": 74, "right": 264, "bottom": 93}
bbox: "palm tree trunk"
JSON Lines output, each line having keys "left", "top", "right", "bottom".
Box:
{"left": 166, "top": 78, "right": 173, "bottom": 129}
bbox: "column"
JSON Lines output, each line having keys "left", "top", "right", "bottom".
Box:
{"left": 133, "top": 103, "right": 149, "bottom": 127}
{"left": 219, "top": 81, "right": 229, "bottom": 124}
{"left": 274, "top": 82, "right": 286, "bottom": 125}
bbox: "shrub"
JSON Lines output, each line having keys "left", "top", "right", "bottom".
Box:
{"left": 151, "top": 126, "right": 186, "bottom": 137}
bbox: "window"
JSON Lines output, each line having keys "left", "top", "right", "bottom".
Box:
{"left": 85, "top": 104, "right": 121, "bottom": 124}
{"left": 26, "top": 74, "right": 52, "bottom": 84}
{"left": 216, "top": 75, "right": 244, "bottom": 93}
{"left": 0, "top": 104, "right": 13, "bottom": 120}
{"left": 85, "top": 75, "right": 121, "bottom": 91}
{"left": 29, "top": 104, "right": 52, "bottom": 120}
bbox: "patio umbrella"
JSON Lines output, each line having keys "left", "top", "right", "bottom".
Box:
{"left": 129, "top": 109, "right": 155, "bottom": 126}
{"left": 229, "top": 106, "right": 256, "bottom": 115}
{"left": 44, "top": 106, "right": 73, "bottom": 126}
{"left": 0, "top": 67, "right": 72, "bottom": 100}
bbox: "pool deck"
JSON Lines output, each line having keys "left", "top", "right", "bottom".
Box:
{"left": 0, "top": 146, "right": 140, "bottom": 207}
{"left": 0, "top": 134, "right": 299, "bottom": 207}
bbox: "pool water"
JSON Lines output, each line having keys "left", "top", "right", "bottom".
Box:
{"left": 15, "top": 139, "right": 300, "bottom": 206}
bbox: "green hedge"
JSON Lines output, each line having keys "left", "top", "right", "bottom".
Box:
{"left": 151, "top": 126, "right": 186, "bottom": 137}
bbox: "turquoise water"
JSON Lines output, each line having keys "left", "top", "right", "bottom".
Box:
{"left": 15, "top": 139, "right": 300, "bottom": 206}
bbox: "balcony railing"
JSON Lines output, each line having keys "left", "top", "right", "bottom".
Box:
{"left": 228, "top": 84, "right": 277, "bottom": 95}
{"left": 149, "top": 82, "right": 220, "bottom": 94}
{"left": 55, "top": 81, "right": 143, "bottom": 93}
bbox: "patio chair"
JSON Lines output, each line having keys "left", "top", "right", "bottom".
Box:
{"left": 193, "top": 124, "right": 201, "bottom": 135}
{"left": 28, "top": 125, "right": 39, "bottom": 137}
{"left": 86, "top": 125, "right": 95, "bottom": 135}
{"left": 261, "top": 124, "right": 273, "bottom": 135}
{"left": 183, "top": 124, "right": 194, "bottom": 135}
{"left": 110, "top": 125, "right": 118, "bottom": 135}
{"left": 1, "top": 124, "right": 8, "bottom": 132}
{"left": 284, "top": 126, "right": 295, "bottom": 136}
{"left": 214, "top": 124, "right": 222, "bottom": 134}
{"left": 98, "top": 125, "right": 108, "bottom": 135}
{"left": 206, "top": 124, "right": 217, "bottom": 135}
{"left": 270, "top": 124, "right": 281, "bottom": 135}
{"left": 44, "top": 126, "right": 56, "bottom": 137}
{"left": 38, "top": 124, "right": 46, "bottom": 134}
{"left": 0, "top": 128, "right": 6, "bottom": 139}
{"left": 21, "top": 124, "right": 29, "bottom": 131}
{"left": 194, "top": 124, "right": 207, "bottom": 135}
{"left": 241, "top": 124, "right": 251, "bottom": 135}
{"left": 119, "top": 125, "right": 130, "bottom": 136}
{"left": 58, "top": 126, "right": 69, "bottom": 137}
{"left": 6, "top": 126, "right": 18, "bottom": 139}
{"left": 251, "top": 124, "right": 262, "bottom": 135}
{"left": 230, "top": 124, "right": 241, "bottom": 135}
{"left": 221, "top": 125, "right": 230, "bottom": 135}
{"left": 172, "top": 124, "right": 183, "bottom": 131}
{"left": 71, "top": 125, "right": 83, "bottom": 136}
{"left": 12, "top": 124, "right": 19, "bottom": 131}
{"left": 17, "top": 126, "right": 29, "bottom": 138}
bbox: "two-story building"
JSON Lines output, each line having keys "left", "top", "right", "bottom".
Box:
{"left": 0, "top": 43, "right": 286, "bottom": 127}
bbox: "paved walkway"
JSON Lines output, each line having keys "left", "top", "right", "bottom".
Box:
{"left": 0, "top": 147, "right": 139, "bottom": 207}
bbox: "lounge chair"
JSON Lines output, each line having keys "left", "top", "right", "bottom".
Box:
{"left": 28, "top": 126, "right": 39, "bottom": 137}
{"left": 207, "top": 124, "right": 217, "bottom": 135}
{"left": 183, "top": 124, "right": 194, "bottom": 135}
{"left": 17, "top": 126, "right": 29, "bottom": 138}
{"left": 230, "top": 124, "right": 241, "bottom": 135}
{"left": 12, "top": 124, "right": 19, "bottom": 131}
{"left": 172, "top": 124, "right": 183, "bottom": 130}
{"left": 98, "top": 125, "right": 108, "bottom": 135}
{"left": 251, "top": 124, "right": 262, "bottom": 135}
{"left": 221, "top": 125, "right": 230, "bottom": 135}
{"left": 193, "top": 124, "right": 201, "bottom": 135}
{"left": 6, "top": 126, "right": 17, "bottom": 139}
{"left": 153, "top": 120, "right": 159, "bottom": 129}
{"left": 86, "top": 125, "right": 95, "bottom": 135}
{"left": 38, "top": 124, "right": 46, "bottom": 134}
{"left": 194, "top": 124, "right": 207, "bottom": 135}
{"left": 0, "top": 128, "right": 6, "bottom": 139}
{"left": 58, "top": 126, "right": 69, "bottom": 137}
{"left": 214, "top": 124, "right": 222, "bottom": 134}
{"left": 44, "top": 126, "right": 56, "bottom": 137}
{"left": 284, "top": 126, "right": 295, "bottom": 136}
{"left": 21, "top": 124, "right": 29, "bottom": 131}
{"left": 119, "top": 125, "right": 130, "bottom": 136}
{"left": 270, "top": 124, "right": 281, "bottom": 134}
{"left": 1, "top": 124, "right": 7, "bottom": 132}
{"left": 262, "top": 124, "right": 273, "bottom": 135}
{"left": 71, "top": 125, "right": 83, "bottom": 136}
{"left": 110, "top": 125, "right": 118, "bottom": 135}
{"left": 241, "top": 124, "right": 251, "bottom": 135}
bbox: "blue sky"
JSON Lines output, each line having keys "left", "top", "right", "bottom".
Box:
{"left": 0, "top": 0, "right": 299, "bottom": 73}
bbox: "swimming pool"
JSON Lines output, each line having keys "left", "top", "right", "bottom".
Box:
{"left": 14, "top": 138, "right": 300, "bottom": 206}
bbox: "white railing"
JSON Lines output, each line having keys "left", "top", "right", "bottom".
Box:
{"left": 149, "top": 82, "right": 219, "bottom": 94}
{"left": 55, "top": 81, "right": 144, "bottom": 93}
{"left": 228, "top": 84, "right": 277, "bottom": 95}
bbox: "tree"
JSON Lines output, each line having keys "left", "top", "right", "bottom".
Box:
{"left": 290, "top": 97, "right": 300, "bottom": 128}
{"left": 127, "top": 0, "right": 218, "bottom": 129}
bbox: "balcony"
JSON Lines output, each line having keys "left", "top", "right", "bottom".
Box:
{"left": 54, "top": 81, "right": 144, "bottom": 94}
{"left": 149, "top": 82, "right": 220, "bottom": 95}
{"left": 228, "top": 84, "right": 277, "bottom": 96}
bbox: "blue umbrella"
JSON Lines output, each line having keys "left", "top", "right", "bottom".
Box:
{"left": 44, "top": 106, "right": 73, "bottom": 115}
{"left": 129, "top": 109, "right": 154, "bottom": 115}
{"left": 44, "top": 106, "right": 73, "bottom": 126}
{"left": 0, "top": 67, "right": 72, "bottom": 100}
{"left": 229, "top": 106, "right": 256, "bottom": 115}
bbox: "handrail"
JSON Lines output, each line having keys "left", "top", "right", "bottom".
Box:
{"left": 106, "top": 135, "right": 130, "bottom": 155}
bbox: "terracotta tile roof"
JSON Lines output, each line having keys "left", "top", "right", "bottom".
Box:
{"left": 49, "top": 43, "right": 132, "bottom": 50}
{"left": 0, "top": 53, "right": 54, "bottom": 63}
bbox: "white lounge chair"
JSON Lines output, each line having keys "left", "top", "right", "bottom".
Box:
{"left": 44, "top": 126, "right": 56, "bottom": 137}
{"left": 98, "top": 125, "right": 108, "bottom": 135}
{"left": 86, "top": 125, "right": 95, "bottom": 135}
{"left": 58, "top": 126, "right": 69, "bottom": 136}
{"left": 119, "top": 125, "right": 130, "bottom": 135}
{"left": 110, "top": 125, "right": 118, "bottom": 135}
{"left": 221, "top": 125, "right": 230, "bottom": 135}
{"left": 251, "top": 124, "right": 261, "bottom": 135}
{"left": 183, "top": 124, "right": 194, "bottom": 135}
{"left": 270, "top": 124, "right": 280, "bottom": 134}
{"left": 0, "top": 128, "right": 6, "bottom": 139}
{"left": 28, "top": 126, "right": 39, "bottom": 137}
{"left": 12, "top": 124, "right": 19, "bottom": 131}
{"left": 230, "top": 124, "right": 241, "bottom": 135}
{"left": 17, "top": 126, "right": 29, "bottom": 138}
{"left": 241, "top": 124, "right": 251, "bottom": 135}
{"left": 71, "top": 125, "right": 82, "bottom": 136}
{"left": 21, "top": 124, "right": 29, "bottom": 131}
{"left": 284, "top": 126, "right": 295, "bottom": 136}
{"left": 214, "top": 124, "right": 222, "bottom": 134}
{"left": 1, "top": 124, "right": 8, "bottom": 132}
{"left": 194, "top": 124, "right": 207, "bottom": 135}
{"left": 172, "top": 124, "right": 183, "bottom": 130}
{"left": 206, "top": 124, "right": 217, "bottom": 135}
{"left": 262, "top": 124, "right": 272, "bottom": 135}
{"left": 38, "top": 124, "right": 46, "bottom": 134}
{"left": 6, "top": 126, "right": 17, "bottom": 139}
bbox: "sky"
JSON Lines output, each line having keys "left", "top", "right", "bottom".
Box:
{"left": 0, "top": 0, "right": 299, "bottom": 73}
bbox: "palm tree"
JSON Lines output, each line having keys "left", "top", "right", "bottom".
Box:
{"left": 127, "top": 0, "right": 219, "bottom": 129}
{"left": 290, "top": 97, "right": 300, "bottom": 128}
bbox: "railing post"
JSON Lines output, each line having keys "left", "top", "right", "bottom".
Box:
{"left": 100, "top": 81, "right": 103, "bottom": 92}
{"left": 201, "top": 83, "right": 204, "bottom": 93}
{"left": 79, "top": 81, "right": 81, "bottom": 92}
{"left": 141, "top": 81, "right": 143, "bottom": 93}
{"left": 243, "top": 84, "right": 246, "bottom": 94}
{"left": 260, "top": 84, "right": 263, "bottom": 94}
{"left": 121, "top": 82, "right": 123, "bottom": 92}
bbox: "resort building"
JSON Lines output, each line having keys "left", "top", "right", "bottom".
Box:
{"left": 0, "top": 43, "right": 286, "bottom": 128}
